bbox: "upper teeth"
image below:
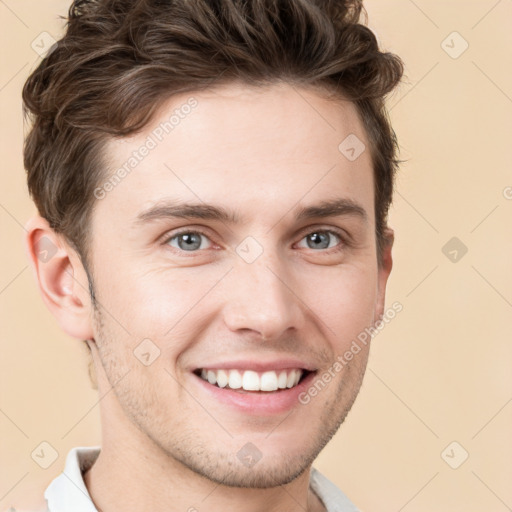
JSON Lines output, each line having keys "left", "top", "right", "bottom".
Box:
{"left": 199, "top": 368, "right": 304, "bottom": 392}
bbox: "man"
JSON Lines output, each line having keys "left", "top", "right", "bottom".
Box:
{"left": 22, "top": 0, "right": 403, "bottom": 510}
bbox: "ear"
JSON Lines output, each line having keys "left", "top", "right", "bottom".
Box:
{"left": 24, "top": 215, "right": 94, "bottom": 340}
{"left": 374, "top": 226, "right": 394, "bottom": 323}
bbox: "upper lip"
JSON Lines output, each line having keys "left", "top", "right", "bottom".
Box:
{"left": 193, "top": 358, "right": 317, "bottom": 373}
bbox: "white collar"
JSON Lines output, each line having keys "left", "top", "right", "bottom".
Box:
{"left": 44, "top": 446, "right": 100, "bottom": 512}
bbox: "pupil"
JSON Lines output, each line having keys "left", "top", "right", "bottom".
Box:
{"left": 179, "top": 233, "right": 200, "bottom": 250}
{"left": 308, "top": 232, "right": 329, "bottom": 249}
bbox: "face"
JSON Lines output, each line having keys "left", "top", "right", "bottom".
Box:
{"left": 86, "top": 82, "right": 392, "bottom": 487}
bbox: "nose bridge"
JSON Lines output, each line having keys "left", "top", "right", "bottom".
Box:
{"left": 221, "top": 248, "right": 304, "bottom": 339}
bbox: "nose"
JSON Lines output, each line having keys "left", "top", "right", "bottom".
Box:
{"left": 221, "top": 256, "right": 305, "bottom": 341}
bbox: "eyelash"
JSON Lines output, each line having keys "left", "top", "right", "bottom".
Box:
{"left": 162, "top": 227, "right": 349, "bottom": 255}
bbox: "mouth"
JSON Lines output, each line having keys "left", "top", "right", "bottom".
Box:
{"left": 193, "top": 367, "right": 312, "bottom": 393}
{"left": 190, "top": 359, "right": 319, "bottom": 415}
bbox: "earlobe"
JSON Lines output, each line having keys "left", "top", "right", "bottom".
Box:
{"left": 24, "top": 216, "right": 95, "bottom": 341}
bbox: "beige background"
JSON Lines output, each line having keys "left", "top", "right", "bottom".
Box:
{"left": 1, "top": 1, "right": 511, "bottom": 510}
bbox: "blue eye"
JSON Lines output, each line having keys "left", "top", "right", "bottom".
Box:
{"left": 166, "top": 231, "right": 212, "bottom": 251}
{"left": 163, "top": 228, "right": 345, "bottom": 255}
{"left": 297, "top": 231, "right": 342, "bottom": 250}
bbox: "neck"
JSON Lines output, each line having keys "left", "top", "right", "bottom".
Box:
{"left": 83, "top": 435, "right": 325, "bottom": 512}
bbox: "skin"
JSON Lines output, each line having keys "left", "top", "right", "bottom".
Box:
{"left": 26, "top": 81, "right": 393, "bottom": 512}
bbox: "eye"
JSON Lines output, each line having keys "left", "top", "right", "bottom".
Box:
{"left": 162, "top": 228, "right": 346, "bottom": 255}
{"left": 166, "top": 231, "right": 213, "bottom": 252}
{"left": 296, "top": 230, "right": 343, "bottom": 251}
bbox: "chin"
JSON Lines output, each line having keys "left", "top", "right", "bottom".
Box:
{"left": 188, "top": 454, "right": 313, "bottom": 489}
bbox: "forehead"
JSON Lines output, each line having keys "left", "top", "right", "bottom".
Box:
{"left": 98, "top": 81, "right": 375, "bottom": 228}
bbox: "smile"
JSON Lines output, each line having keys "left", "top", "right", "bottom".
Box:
{"left": 195, "top": 368, "right": 308, "bottom": 392}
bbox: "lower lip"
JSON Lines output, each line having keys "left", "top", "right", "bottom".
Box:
{"left": 191, "top": 371, "right": 317, "bottom": 416}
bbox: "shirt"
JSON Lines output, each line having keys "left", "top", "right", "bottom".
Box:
{"left": 30, "top": 446, "right": 360, "bottom": 512}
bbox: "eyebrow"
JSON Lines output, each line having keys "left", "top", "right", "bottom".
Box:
{"left": 135, "top": 197, "right": 368, "bottom": 226}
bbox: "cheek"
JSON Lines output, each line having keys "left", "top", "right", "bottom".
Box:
{"left": 302, "top": 264, "right": 378, "bottom": 346}
{"left": 93, "top": 261, "right": 223, "bottom": 347}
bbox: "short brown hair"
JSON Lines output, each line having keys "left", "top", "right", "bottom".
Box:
{"left": 23, "top": 0, "right": 403, "bottom": 266}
